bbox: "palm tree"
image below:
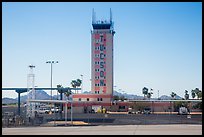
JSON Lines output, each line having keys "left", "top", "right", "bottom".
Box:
{"left": 71, "top": 79, "right": 82, "bottom": 94}
{"left": 142, "top": 87, "right": 148, "bottom": 99}
{"left": 192, "top": 88, "right": 202, "bottom": 99}
{"left": 71, "top": 80, "right": 77, "bottom": 93}
{"left": 76, "top": 79, "right": 82, "bottom": 90}
{"left": 57, "top": 84, "right": 63, "bottom": 100}
{"left": 170, "top": 92, "right": 177, "bottom": 99}
{"left": 76, "top": 79, "right": 82, "bottom": 93}
{"left": 197, "top": 92, "right": 202, "bottom": 99}
{"left": 71, "top": 80, "right": 77, "bottom": 88}
{"left": 191, "top": 91, "right": 196, "bottom": 99}
{"left": 170, "top": 92, "right": 176, "bottom": 114}
{"left": 147, "top": 91, "right": 153, "bottom": 113}
{"left": 57, "top": 84, "right": 62, "bottom": 89}
{"left": 147, "top": 92, "right": 153, "bottom": 100}
{"left": 184, "top": 90, "right": 189, "bottom": 100}
{"left": 64, "top": 89, "right": 72, "bottom": 98}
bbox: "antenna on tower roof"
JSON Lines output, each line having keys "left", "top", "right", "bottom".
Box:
{"left": 92, "top": 8, "right": 96, "bottom": 24}
{"left": 110, "top": 8, "right": 112, "bottom": 23}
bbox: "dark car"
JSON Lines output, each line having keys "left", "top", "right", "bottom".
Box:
{"left": 143, "top": 108, "right": 151, "bottom": 114}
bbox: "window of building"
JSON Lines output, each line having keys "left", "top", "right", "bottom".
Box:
{"left": 97, "top": 98, "right": 103, "bottom": 101}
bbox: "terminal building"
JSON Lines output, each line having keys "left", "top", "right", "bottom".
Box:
{"left": 72, "top": 9, "right": 115, "bottom": 113}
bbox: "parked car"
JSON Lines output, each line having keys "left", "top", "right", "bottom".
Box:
{"left": 143, "top": 107, "right": 151, "bottom": 114}
{"left": 51, "top": 107, "right": 61, "bottom": 113}
{"left": 178, "top": 107, "right": 188, "bottom": 115}
{"left": 36, "top": 107, "right": 51, "bottom": 114}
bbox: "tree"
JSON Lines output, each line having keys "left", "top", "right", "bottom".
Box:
{"left": 170, "top": 92, "right": 177, "bottom": 99}
{"left": 191, "top": 91, "right": 196, "bottom": 99}
{"left": 57, "top": 84, "right": 63, "bottom": 93}
{"left": 191, "top": 88, "right": 202, "bottom": 99}
{"left": 142, "top": 87, "right": 148, "bottom": 99}
{"left": 71, "top": 79, "right": 82, "bottom": 93}
{"left": 184, "top": 90, "right": 189, "bottom": 100}
{"left": 71, "top": 80, "right": 77, "bottom": 93}
{"left": 197, "top": 91, "right": 202, "bottom": 99}
{"left": 64, "top": 88, "right": 72, "bottom": 99}
{"left": 76, "top": 79, "right": 82, "bottom": 87}
{"left": 71, "top": 80, "right": 77, "bottom": 88}
{"left": 170, "top": 92, "right": 177, "bottom": 113}
{"left": 57, "top": 84, "right": 64, "bottom": 101}
{"left": 147, "top": 92, "right": 153, "bottom": 100}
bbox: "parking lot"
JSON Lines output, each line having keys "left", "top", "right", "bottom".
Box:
{"left": 2, "top": 106, "right": 202, "bottom": 127}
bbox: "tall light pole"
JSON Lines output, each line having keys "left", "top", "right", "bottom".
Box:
{"left": 80, "top": 74, "right": 83, "bottom": 93}
{"left": 46, "top": 60, "right": 58, "bottom": 100}
{"left": 27, "top": 64, "right": 36, "bottom": 119}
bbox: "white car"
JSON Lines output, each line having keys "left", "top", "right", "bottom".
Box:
{"left": 178, "top": 107, "right": 188, "bottom": 115}
{"left": 36, "top": 107, "right": 51, "bottom": 114}
{"left": 51, "top": 107, "right": 61, "bottom": 113}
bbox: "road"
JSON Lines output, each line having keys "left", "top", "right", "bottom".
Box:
{"left": 2, "top": 124, "right": 202, "bottom": 135}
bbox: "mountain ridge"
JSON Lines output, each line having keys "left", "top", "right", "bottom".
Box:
{"left": 2, "top": 90, "right": 182, "bottom": 104}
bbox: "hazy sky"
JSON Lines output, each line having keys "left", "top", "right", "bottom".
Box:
{"left": 2, "top": 2, "right": 202, "bottom": 99}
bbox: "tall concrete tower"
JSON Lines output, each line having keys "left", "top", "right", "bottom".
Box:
{"left": 91, "top": 9, "right": 115, "bottom": 98}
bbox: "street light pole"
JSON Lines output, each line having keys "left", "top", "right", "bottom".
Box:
{"left": 46, "top": 60, "right": 58, "bottom": 100}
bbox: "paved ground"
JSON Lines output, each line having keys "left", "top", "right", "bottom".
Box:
{"left": 2, "top": 124, "right": 202, "bottom": 135}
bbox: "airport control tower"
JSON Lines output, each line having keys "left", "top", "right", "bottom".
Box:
{"left": 91, "top": 9, "right": 115, "bottom": 97}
